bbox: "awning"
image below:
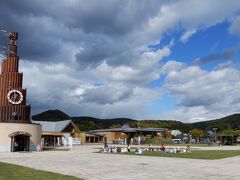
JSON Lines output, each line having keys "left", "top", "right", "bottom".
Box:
{"left": 41, "top": 131, "right": 65, "bottom": 136}
{"left": 86, "top": 133, "right": 104, "bottom": 137}
{"left": 8, "top": 131, "right": 32, "bottom": 137}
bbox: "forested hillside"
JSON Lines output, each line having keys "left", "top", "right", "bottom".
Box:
{"left": 32, "top": 110, "right": 240, "bottom": 132}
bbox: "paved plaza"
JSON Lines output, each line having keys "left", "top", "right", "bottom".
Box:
{"left": 0, "top": 145, "right": 240, "bottom": 180}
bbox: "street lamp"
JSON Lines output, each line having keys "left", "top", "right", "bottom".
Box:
{"left": 213, "top": 128, "right": 217, "bottom": 143}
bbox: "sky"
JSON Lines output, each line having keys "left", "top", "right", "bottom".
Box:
{"left": 0, "top": 0, "right": 240, "bottom": 122}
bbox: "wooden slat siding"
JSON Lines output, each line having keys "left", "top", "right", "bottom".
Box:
{"left": 3, "top": 107, "right": 5, "bottom": 122}
{"left": 22, "top": 89, "right": 26, "bottom": 105}
{"left": 18, "top": 73, "right": 23, "bottom": 88}
{"left": 0, "top": 73, "right": 23, "bottom": 89}
{"left": 1, "top": 57, "right": 19, "bottom": 73}
{"left": 0, "top": 105, "right": 30, "bottom": 122}
{"left": 20, "top": 105, "right": 23, "bottom": 120}
{"left": 0, "top": 34, "right": 31, "bottom": 123}
{"left": 1, "top": 107, "right": 3, "bottom": 122}
{"left": 4, "top": 106, "right": 6, "bottom": 122}
{"left": 7, "top": 106, "right": 10, "bottom": 121}
{"left": 0, "top": 107, "right": 1, "bottom": 121}
{"left": 4, "top": 89, "right": 7, "bottom": 105}
{"left": 8, "top": 58, "right": 10, "bottom": 72}
{"left": 0, "top": 89, "right": 2, "bottom": 105}
{"left": 5, "top": 106, "right": 8, "bottom": 122}
{"left": 21, "top": 105, "right": 24, "bottom": 120}
{"left": 2, "top": 108, "right": 3, "bottom": 122}
{"left": 0, "top": 108, "right": 2, "bottom": 122}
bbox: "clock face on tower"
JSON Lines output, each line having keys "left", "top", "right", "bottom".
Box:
{"left": 7, "top": 90, "right": 23, "bottom": 104}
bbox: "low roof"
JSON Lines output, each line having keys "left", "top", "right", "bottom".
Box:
{"left": 86, "top": 132, "right": 105, "bottom": 137}
{"left": 90, "top": 127, "right": 165, "bottom": 133}
{"left": 32, "top": 120, "right": 80, "bottom": 133}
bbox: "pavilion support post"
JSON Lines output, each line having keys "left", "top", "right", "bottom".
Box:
{"left": 27, "top": 137, "right": 29, "bottom": 151}
{"left": 10, "top": 137, "right": 14, "bottom": 152}
{"left": 54, "top": 137, "right": 56, "bottom": 147}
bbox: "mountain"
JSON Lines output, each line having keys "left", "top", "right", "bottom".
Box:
{"left": 72, "top": 117, "right": 136, "bottom": 131}
{"left": 32, "top": 109, "right": 70, "bottom": 121}
{"left": 191, "top": 113, "right": 240, "bottom": 132}
{"left": 32, "top": 109, "right": 240, "bottom": 132}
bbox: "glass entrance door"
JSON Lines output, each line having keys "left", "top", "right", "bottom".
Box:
{"left": 12, "top": 135, "right": 30, "bottom": 152}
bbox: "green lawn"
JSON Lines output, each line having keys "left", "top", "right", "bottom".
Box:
{"left": 122, "top": 150, "right": 240, "bottom": 160}
{"left": 0, "top": 162, "right": 81, "bottom": 180}
{"left": 166, "top": 144, "right": 209, "bottom": 147}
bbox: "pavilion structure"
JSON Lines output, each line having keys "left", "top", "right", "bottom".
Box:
{"left": 217, "top": 134, "right": 240, "bottom": 145}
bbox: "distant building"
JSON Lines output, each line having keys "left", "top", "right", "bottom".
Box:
{"left": 85, "top": 132, "right": 105, "bottom": 143}
{"left": 88, "top": 124, "right": 168, "bottom": 144}
{"left": 217, "top": 134, "right": 240, "bottom": 145}
{"left": 171, "top": 130, "right": 182, "bottom": 137}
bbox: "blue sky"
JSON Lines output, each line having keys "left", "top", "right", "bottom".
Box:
{"left": 149, "top": 21, "right": 239, "bottom": 86}
{"left": 148, "top": 20, "right": 240, "bottom": 121}
{"left": 158, "top": 21, "right": 239, "bottom": 67}
{"left": 0, "top": 1, "right": 240, "bottom": 122}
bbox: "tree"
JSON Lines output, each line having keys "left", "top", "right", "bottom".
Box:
{"left": 110, "top": 124, "right": 122, "bottom": 128}
{"left": 189, "top": 129, "right": 204, "bottom": 142}
{"left": 220, "top": 129, "right": 240, "bottom": 135}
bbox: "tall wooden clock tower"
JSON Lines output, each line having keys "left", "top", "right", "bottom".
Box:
{"left": 0, "top": 32, "right": 30, "bottom": 123}
{"left": 0, "top": 32, "right": 41, "bottom": 152}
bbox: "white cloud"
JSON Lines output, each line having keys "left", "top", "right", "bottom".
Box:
{"left": 160, "top": 61, "right": 186, "bottom": 75}
{"left": 137, "top": 0, "right": 240, "bottom": 45}
{"left": 229, "top": 15, "right": 240, "bottom": 37}
{"left": 161, "top": 62, "right": 240, "bottom": 122}
{"left": 160, "top": 106, "right": 222, "bottom": 123}
{"left": 19, "top": 45, "right": 166, "bottom": 118}
{"left": 180, "top": 29, "right": 197, "bottom": 43}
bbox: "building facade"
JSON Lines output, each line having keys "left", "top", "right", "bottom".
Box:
{"left": 89, "top": 125, "right": 168, "bottom": 144}
{"left": 0, "top": 32, "right": 41, "bottom": 152}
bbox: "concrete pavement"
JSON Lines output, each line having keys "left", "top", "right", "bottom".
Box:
{"left": 0, "top": 144, "right": 239, "bottom": 180}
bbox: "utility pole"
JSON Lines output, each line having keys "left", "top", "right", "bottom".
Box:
{"left": 213, "top": 128, "right": 217, "bottom": 144}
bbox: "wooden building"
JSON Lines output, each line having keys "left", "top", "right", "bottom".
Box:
{"left": 88, "top": 125, "right": 167, "bottom": 144}
{"left": 32, "top": 120, "right": 82, "bottom": 147}
{"left": 85, "top": 132, "right": 105, "bottom": 143}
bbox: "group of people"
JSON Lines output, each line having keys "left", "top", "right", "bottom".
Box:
{"left": 100, "top": 143, "right": 130, "bottom": 153}
{"left": 100, "top": 143, "right": 191, "bottom": 154}
{"left": 143, "top": 144, "right": 166, "bottom": 152}
{"left": 136, "top": 144, "right": 191, "bottom": 154}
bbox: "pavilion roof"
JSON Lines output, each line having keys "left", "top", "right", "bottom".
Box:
{"left": 32, "top": 120, "right": 80, "bottom": 133}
